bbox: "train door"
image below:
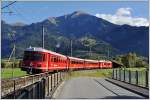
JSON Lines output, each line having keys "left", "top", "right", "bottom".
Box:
{"left": 48, "top": 54, "right": 51, "bottom": 71}
{"left": 44, "top": 53, "right": 48, "bottom": 72}
{"left": 67, "top": 57, "right": 70, "bottom": 70}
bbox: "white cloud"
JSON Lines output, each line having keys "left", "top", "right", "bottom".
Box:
{"left": 116, "top": 8, "right": 132, "bottom": 16}
{"left": 95, "top": 8, "right": 149, "bottom": 27}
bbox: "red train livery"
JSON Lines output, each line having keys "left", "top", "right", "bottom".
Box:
{"left": 21, "top": 47, "right": 112, "bottom": 73}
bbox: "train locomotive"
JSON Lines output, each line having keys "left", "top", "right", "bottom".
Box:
{"left": 21, "top": 47, "right": 112, "bottom": 74}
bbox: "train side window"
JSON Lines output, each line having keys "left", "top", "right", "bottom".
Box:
{"left": 49, "top": 56, "right": 51, "bottom": 62}
{"left": 51, "top": 57, "right": 53, "bottom": 62}
{"left": 52, "top": 57, "right": 54, "bottom": 62}
{"left": 56, "top": 57, "right": 58, "bottom": 62}
{"left": 54, "top": 57, "right": 57, "bottom": 62}
{"left": 50, "top": 56, "right": 51, "bottom": 62}
{"left": 57, "top": 58, "right": 59, "bottom": 62}
{"left": 54, "top": 57, "right": 56, "bottom": 62}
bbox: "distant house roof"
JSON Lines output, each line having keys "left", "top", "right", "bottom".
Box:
{"left": 111, "top": 60, "right": 124, "bottom": 68}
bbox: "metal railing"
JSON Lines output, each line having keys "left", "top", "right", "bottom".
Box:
{"left": 112, "top": 68, "right": 149, "bottom": 88}
{"left": 1, "top": 71, "right": 68, "bottom": 99}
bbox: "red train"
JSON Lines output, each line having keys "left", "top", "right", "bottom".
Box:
{"left": 21, "top": 47, "right": 112, "bottom": 74}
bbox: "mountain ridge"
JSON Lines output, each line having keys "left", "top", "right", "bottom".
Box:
{"left": 1, "top": 11, "right": 149, "bottom": 58}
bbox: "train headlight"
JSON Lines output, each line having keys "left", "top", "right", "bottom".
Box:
{"left": 30, "top": 62, "right": 33, "bottom": 66}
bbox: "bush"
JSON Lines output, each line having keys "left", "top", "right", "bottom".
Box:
{"left": 136, "top": 59, "right": 147, "bottom": 67}
{"left": 115, "top": 53, "right": 148, "bottom": 68}
{"left": 1, "top": 59, "right": 21, "bottom": 68}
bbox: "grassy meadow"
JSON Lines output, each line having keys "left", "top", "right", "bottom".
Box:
{"left": 1, "top": 68, "right": 27, "bottom": 79}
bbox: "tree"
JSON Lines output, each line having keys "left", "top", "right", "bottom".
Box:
{"left": 115, "top": 52, "right": 148, "bottom": 68}
{"left": 114, "top": 55, "right": 122, "bottom": 63}
{"left": 136, "top": 58, "right": 147, "bottom": 67}
{"left": 80, "top": 36, "right": 96, "bottom": 57}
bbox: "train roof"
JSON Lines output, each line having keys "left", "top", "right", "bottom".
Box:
{"left": 68, "top": 56, "right": 84, "bottom": 61}
{"left": 99, "top": 60, "right": 112, "bottom": 62}
{"left": 25, "top": 47, "right": 67, "bottom": 58}
{"left": 84, "top": 59, "right": 99, "bottom": 62}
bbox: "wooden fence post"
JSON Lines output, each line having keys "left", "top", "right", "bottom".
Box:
{"left": 116, "top": 69, "right": 117, "bottom": 80}
{"left": 47, "top": 76, "right": 49, "bottom": 96}
{"left": 54, "top": 73, "right": 56, "bottom": 88}
{"left": 129, "top": 70, "right": 131, "bottom": 83}
{"left": 136, "top": 71, "right": 138, "bottom": 85}
{"left": 145, "top": 70, "right": 149, "bottom": 87}
{"left": 51, "top": 74, "right": 52, "bottom": 92}
{"left": 124, "top": 69, "right": 125, "bottom": 82}
{"left": 60, "top": 71, "right": 61, "bottom": 81}
{"left": 112, "top": 69, "right": 114, "bottom": 79}
{"left": 13, "top": 79, "right": 16, "bottom": 99}
{"left": 57, "top": 72, "right": 58, "bottom": 85}
{"left": 119, "top": 69, "right": 121, "bottom": 81}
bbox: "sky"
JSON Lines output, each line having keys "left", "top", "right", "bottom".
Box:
{"left": 1, "top": 1, "right": 149, "bottom": 26}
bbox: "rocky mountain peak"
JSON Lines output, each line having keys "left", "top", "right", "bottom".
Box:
{"left": 70, "top": 10, "right": 89, "bottom": 18}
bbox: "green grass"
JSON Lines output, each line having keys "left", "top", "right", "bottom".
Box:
{"left": 119, "top": 67, "right": 147, "bottom": 71}
{"left": 127, "top": 68, "right": 146, "bottom": 71}
{"left": 1, "top": 68, "right": 27, "bottom": 79}
{"left": 67, "top": 69, "right": 113, "bottom": 78}
{"left": 1, "top": 59, "right": 21, "bottom": 68}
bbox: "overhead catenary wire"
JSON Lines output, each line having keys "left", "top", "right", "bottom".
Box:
{"left": 2, "top": 1, "right": 29, "bottom": 22}
{"left": 1, "top": 1, "right": 17, "bottom": 9}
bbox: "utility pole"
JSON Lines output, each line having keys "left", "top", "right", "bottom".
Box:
{"left": 89, "top": 46, "right": 92, "bottom": 57}
{"left": 107, "top": 46, "right": 109, "bottom": 60}
{"left": 71, "top": 40, "right": 72, "bottom": 57}
{"left": 8, "top": 32, "right": 15, "bottom": 79}
{"left": 42, "top": 26, "right": 45, "bottom": 48}
{"left": 12, "top": 44, "right": 15, "bottom": 78}
{"left": 12, "top": 32, "right": 16, "bottom": 79}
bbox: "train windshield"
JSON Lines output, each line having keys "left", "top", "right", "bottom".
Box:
{"left": 23, "top": 51, "right": 43, "bottom": 61}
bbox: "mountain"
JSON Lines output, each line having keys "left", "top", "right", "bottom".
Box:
{"left": 11, "top": 22, "right": 26, "bottom": 26}
{"left": 1, "top": 11, "right": 149, "bottom": 59}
